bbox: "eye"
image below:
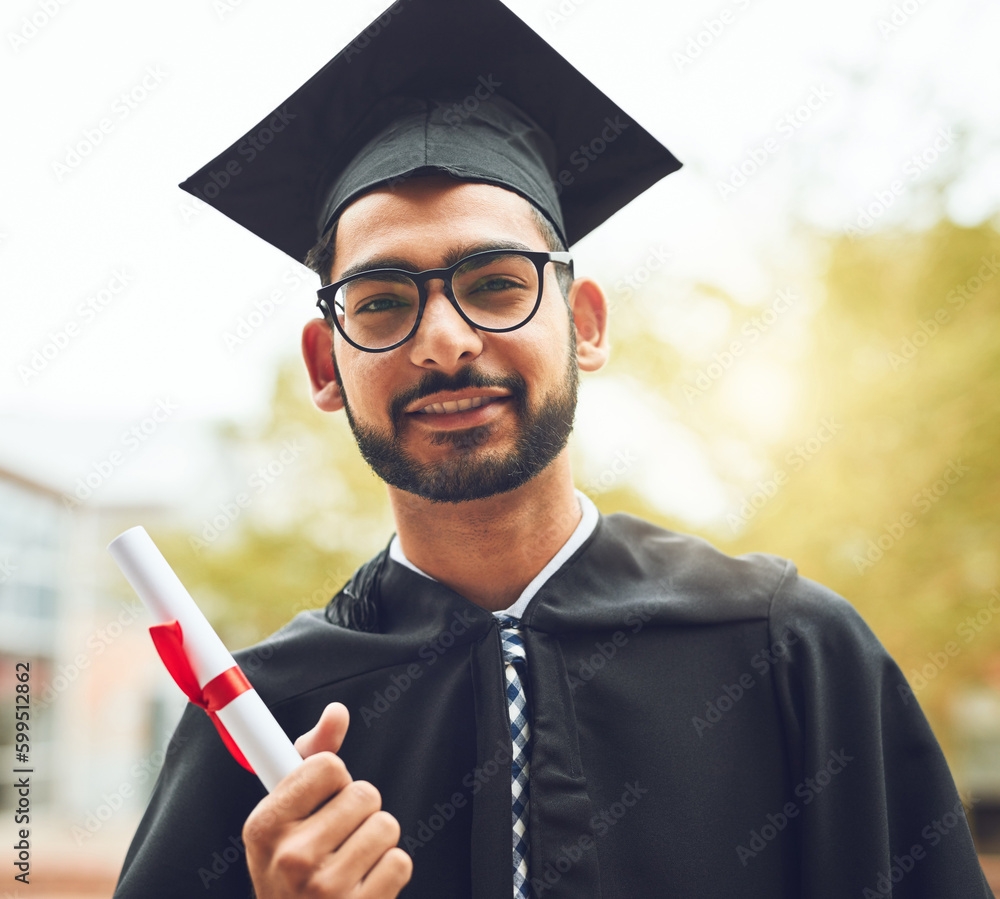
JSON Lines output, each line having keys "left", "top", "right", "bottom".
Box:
{"left": 455, "top": 253, "right": 536, "bottom": 301}
{"left": 472, "top": 276, "right": 525, "bottom": 293}
{"left": 355, "top": 294, "right": 412, "bottom": 314}
{"left": 340, "top": 274, "right": 418, "bottom": 316}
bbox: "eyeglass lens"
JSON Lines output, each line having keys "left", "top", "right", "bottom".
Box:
{"left": 335, "top": 252, "right": 540, "bottom": 350}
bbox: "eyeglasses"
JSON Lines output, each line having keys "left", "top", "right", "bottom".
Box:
{"left": 316, "top": 249, "right": 573, "bottom": 353}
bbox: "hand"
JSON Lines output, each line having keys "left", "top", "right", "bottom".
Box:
{"left": 243, "top": 702, "right": 413, "bottom": 897}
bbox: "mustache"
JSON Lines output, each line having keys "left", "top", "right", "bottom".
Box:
{"left": 389, "top": 368, "right": 527, "bottom": 431}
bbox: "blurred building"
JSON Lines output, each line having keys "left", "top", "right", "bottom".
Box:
{"left": 0, "top": 413, "right": 210, "bottom": 894}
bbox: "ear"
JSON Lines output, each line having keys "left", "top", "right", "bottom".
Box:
{"left": 568, "top": 278, "right": 609, "bottom": 372}
{"left": 302, "top": 318, "right": 345, "bottom": 413}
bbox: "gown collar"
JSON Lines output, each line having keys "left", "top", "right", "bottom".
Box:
{"left": 387, "top": 490, "right": 600, "bottom": 620}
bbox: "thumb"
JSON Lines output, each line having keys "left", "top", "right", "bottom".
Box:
{"left": 294, "top": 701, "right": 350, "bottom": 758}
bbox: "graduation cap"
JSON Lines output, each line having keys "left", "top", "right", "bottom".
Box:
{"left": 180, "top": 0, "right": 681, "bottom": 265}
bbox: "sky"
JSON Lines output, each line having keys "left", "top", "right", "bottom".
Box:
{"left": 2, "top": 0, "right": 998, "bottom": 520}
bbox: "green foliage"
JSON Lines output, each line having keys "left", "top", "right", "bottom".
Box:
{"left": 153, "top": 362, "right": 393, "bottom": 649}
{"left": 595, "top": 220, "right": 1000, "bottom": 757}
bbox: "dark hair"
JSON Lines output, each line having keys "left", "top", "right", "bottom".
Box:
{"left": 304, "top": 189, "right": 574, "bottom": 299}
{"left": 527, "top": 204, "right": 575, "bottom": 300}
{"left": 304, "top": 218, "right": 339, "bottom": 287}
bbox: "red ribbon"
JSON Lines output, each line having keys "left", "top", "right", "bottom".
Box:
{"left": 149, "top": 620, "right": 255, "bottom": 773}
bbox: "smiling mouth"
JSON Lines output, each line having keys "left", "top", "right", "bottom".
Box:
{"left": 415, "top": 396, "right": 504, "bottom": 415}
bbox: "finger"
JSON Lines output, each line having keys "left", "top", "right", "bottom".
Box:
{"left": 262, "top": 784, "right": 385, "bottom": 887}
{"left": 289, "top": 779, "right": 383, "bottom": 860}
{"left": 247, "top": 750, "right": 353, "bottom": 842}
{"left": 314, "top": 809, "right": 408, "bottom": 894}
{"left": 295, "top": 701, "right": 350, "bottom": 757}
{"left": 256, "top": 784, "right": 382, "bottom": 889}
{"left": 357, "top": 847, "right": 413, "bottom": 899}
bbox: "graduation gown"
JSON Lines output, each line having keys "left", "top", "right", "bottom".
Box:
{"left": 114, "top": 513, "right": 992, "bottom": 897}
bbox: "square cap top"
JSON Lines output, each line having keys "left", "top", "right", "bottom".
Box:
{"left": 180, "top": 0, "right": 681, "bottom": 263}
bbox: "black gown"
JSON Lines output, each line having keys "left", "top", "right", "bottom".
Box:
{"left": 114, "top": 513, "right": 992, "bottom": 897}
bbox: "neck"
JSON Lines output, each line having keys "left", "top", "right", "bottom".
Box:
{"left": 387, "top": 453, "right": 582, "bottom": 611}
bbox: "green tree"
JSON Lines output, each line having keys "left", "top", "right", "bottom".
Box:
{"left": 153, "top": 364, "right": 393, "bottom": 647}
{"left": 594, "top": 220, "right": 1000, "bottom": 758}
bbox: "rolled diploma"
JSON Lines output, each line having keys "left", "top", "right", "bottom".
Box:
{"left": 108, "top": 525, "right": 302, "bottom": 792}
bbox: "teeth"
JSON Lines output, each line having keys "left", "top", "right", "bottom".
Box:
{"left": 419, "top": 396, "right": 491, "bottom": 414}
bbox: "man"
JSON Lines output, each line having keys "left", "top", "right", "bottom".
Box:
{"left": 115, "top": 0, "right": 993, "bottom": 896}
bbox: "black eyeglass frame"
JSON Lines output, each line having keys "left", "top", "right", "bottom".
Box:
{"left": 315, "top": 249, "right": 574, "bottom": 353}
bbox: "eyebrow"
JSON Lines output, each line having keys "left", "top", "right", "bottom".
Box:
{"left": 336, "top": 239, "right": 537, "bottom": 281}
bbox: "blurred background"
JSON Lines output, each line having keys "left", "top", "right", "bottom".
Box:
{"left": 2, "top": 0, "right": 998, "bottom": 893}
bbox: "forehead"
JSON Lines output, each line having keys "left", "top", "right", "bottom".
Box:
{"left": 330, "top": 175, "right": 547, "bottom": 278}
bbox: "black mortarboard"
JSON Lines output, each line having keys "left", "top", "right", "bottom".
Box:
{"left": 180, "top": 0, "right": 681, "bottom": 262}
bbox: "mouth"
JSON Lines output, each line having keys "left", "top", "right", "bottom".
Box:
{"left": 405, "top": 388, "right": 513, "bottom": 416}
{"left": 415, "top": 396, "right": 502, "bottom": 415}
{"left": 400, "top": 390, "right": 515, "bottom": 436}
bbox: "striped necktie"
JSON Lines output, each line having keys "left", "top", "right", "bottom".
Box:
{"left": 497, "top": 616, "right": 531, "bottom": 899}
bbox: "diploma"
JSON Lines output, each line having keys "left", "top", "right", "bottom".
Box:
{"left": 108, "top": 525, "right": 302, "bottom": 792}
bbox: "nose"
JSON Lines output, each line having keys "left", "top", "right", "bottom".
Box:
{"left": 406, "top": 279, "right": 483, "bottom": 372}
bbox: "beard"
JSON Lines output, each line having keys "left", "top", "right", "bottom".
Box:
{"left": 334, "top": 332, "right": 579, "bottom": 504}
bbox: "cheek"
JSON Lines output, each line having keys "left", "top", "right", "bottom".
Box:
{"left": 497, "top": 337, "right": 566, "bottom": 404}
{"left": 517, "top": 306, "right": 573, "bottom": 368}
{"left": 335, "top": 343, "right": 388, "bottom": 407}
